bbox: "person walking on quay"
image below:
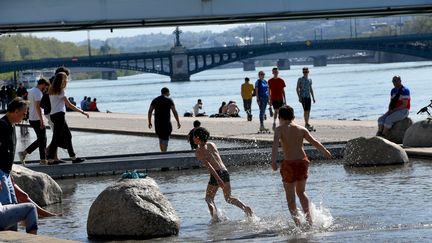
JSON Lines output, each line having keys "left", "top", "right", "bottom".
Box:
{"left": 255, "top": 71, "right": 270, "bottom": 131}
{"left": 18, "top": 78, "right": 51, "bottom": 165}
{"left": 268, "top": 67, "right": 286, "bottom": 130}
{"left": 148, "top": 87, "right": 181, "bottom": 152}
{"left": 296, "top": 67, "right": 316, "bottom": 131}
{"left": 193, "top": 127, "right": 253, "bottom": 221}
{"left": 0, "top": 86, "right": 8, "bottom": 112}
{"left": 0, "top": 97, "right": 39, "bottom": 234}
{"left": 16, "top": 83, "right": 28, "bottom": 100}
{"left": 241, "top": 77, "right": 254, "bottom": 121}
{"left": 47, "top": 70, "right": 89, "bottom": 164}
{"left": 376, "top": 75, "right": 410, "bottom": 137}
{"left": 271, "top": 105, "right": 331, "bottom": 227}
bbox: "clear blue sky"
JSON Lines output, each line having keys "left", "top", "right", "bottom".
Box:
{"left": 29, "top": 24, "right": 243, "bottom": 42}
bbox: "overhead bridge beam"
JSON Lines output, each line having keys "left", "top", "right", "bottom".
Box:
{"left": 1, "top": 0, "right": 432, "bottom": 33}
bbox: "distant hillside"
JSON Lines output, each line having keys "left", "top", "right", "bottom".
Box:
{"left": 78, "top": 16, "right": 421, "bottom": 53}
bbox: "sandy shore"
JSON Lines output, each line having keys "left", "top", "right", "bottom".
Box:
{"left": 64, "top": 111, "right": 377, "bottom": 143}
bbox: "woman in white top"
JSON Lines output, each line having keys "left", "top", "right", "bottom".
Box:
{"left": 47, "top": 72, "right": 89, "bottom": 164}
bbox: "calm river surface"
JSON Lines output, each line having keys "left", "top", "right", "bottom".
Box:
{"left": 66, "top": 62, "right": 432, "bottom": 121}
{"left": 36, "top": 160, "right": 432, "bottom": 242}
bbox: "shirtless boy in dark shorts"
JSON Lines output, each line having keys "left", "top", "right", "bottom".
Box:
{"left": 193, "top": 127, "right": 253, "bottom": 220}
{"left": 271, "top": 105, "right": 331, "bottom": 226}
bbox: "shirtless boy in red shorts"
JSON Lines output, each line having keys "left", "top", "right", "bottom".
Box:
{"left": 271, "top": 105, "right": 332, "bottom": 226}
{"left": 193, "top": 127, "right": 253, "bottom": 220}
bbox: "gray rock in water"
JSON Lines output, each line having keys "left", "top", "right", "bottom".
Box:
{"left": 386, "top": 117, "right": 413, "bottom": 144}
{"left": 11, "top": 165, "right": 62, "bottom": 206}
{"left": 87, "top": 177, "right": 180, "bottom": 240}
{"left": 344, "top": 136, "right": 408, "bottom": 166}
{"left": 403, "top": 119, "right": 432, "bottom": 147}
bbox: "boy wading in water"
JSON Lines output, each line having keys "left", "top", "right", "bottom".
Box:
{"left": 193, "top": 127, "right": 253, "bottom": 220}
{"left": 271, "top": 105, "right": 331, "bottom": 226}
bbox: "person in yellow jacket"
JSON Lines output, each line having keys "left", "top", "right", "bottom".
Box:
{"left": 241, "top": 77, "right": 254, "bottom": 121}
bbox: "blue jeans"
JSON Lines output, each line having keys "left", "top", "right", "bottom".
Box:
{"left": 378, "top": 108, "right": 409, "bottom": 129}
{"left": 258, "top": 97, "right": 268, "bottom": 125}
{"left": 0, "top": 202, "right": 38, "bottom": 233}
{"left": 0, "top": 170, "right": 17, "bottom": 205}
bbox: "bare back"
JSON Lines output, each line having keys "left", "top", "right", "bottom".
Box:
{"left": 277, "top": 122, "right": 308, "bottom": 160}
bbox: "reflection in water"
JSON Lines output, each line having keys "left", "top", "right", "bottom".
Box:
{"left": 33, "top": 160, "right": 432, "bottom": 242}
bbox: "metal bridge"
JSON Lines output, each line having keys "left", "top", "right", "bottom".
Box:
{"left": 1, "top": 0, "right": 432, "bottom": 33}
{"left": 2, "top": 33, "right": 432, "bottom": 81}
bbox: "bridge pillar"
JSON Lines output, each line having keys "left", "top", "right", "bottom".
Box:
{"left": 101, "top": 71, "right": 117, "bottom": 80}
{"left": 373, "top": 51, "right": 397, "bottom": 63}
{"left": 313, "top": 55, "right": 327, "bottom": 67}
{"left": 243, "top": 60, "right": 255, "bottom": 71}
{"left": 170, "top": 46, "right": 190, "bottom": 82}
{"left": 277, "top": 59, "right": 290, "bottom": 70}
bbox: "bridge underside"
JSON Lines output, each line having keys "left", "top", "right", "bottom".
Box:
{"left": 1, "top": 0, "right": 432, "bottom": 33}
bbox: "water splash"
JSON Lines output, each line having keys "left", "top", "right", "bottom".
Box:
{"left": 310, "top": 202, "right": 334, "bottom": 229}
{"left": 210, "top": 208, "right": 230, "bottom": 224}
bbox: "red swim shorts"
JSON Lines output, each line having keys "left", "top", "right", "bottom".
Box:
{"left": 280, "top": 158, "right": 310, "bottom": 183}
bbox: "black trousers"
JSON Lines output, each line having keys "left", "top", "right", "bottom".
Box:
{"left": 47, "top": 112, "right": 75, "bottom": 159}
{"left": 25, "top": 120, "right": 47, "bottom": 160}
{"left": 243, "top": 99, "right": 252, "bottom": 114}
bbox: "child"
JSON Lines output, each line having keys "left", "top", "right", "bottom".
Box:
{"left": 271, "top": 105, "right": 331, "bottom": 227}
{"left": 193, "top": 127, "right": 253, "bottom": 220}
{"left": 188, "top": 120, "right": 201, "bottom": 150}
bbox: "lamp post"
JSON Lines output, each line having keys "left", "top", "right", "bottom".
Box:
{"left": 87, "top": 30, "right": 92, "bottom": 57}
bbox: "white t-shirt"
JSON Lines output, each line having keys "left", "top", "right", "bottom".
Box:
{"left": 50, "top": 91, "right": 66, "bottom": 114}
{"left": 193, "top": 103, "right": 202, "bottom": 116}
{"left": 28, "top": 87, "right": 43, "bottom": 121}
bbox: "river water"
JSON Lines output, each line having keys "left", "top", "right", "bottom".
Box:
{"left": 36, "top": 160, "right": 432, "bottom": 242}
{"left": 14, "top": 61, "right": 432, "bottom": 241}
{"left": 66, "top": 62, "right": 432, "bottom": 121}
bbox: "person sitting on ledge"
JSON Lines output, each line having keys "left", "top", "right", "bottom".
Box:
{"left": 226, "top": 101, "right": 240, "bottom": 117}
{"left": 193, "top": 99, "right": 206, "bottom": 117}
{"left": 377, "top": 75, "right": 410, "bottom": 137}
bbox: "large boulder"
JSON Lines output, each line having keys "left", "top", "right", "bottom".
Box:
{"left": 403, "top": 119, "right": 432, "bottom": 147}
{"left": 386, "top": 117, "right": 413, "bottom": 144}
{"left": 87, "top": 177, "right": 180, "bottom": 240}
{"left": 11, "top": 165, "right": 62, "bottom": 206}
{"left": 344, "top": 136, "right": 408, "bottom": 166}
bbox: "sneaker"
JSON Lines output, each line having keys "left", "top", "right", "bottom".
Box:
{"left": 72, "top": 157, "right": 86, "bottom": 164}
{"left": 40, "top": 159, "right": 49, "bottom": 165}
{"left": 18, "top": 151, "right": 26, "bottom": 164}
{"left": 259, "top": 125, "right": 267, "bottom": 131}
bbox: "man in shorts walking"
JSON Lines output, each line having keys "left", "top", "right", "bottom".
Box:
{"left": 296, "top": 67, "right": 315, "bottom": 131}
{"left": 148, "top": 87, "right": 181, "bottom": 152}
{"left": 268, "top": 67, "right": 286, "bottom": 130}
{"left": 271, "top": 105, "right": 331, "bottom": 227}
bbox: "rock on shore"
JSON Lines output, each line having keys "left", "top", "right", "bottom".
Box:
{"left": 344, "top": 136, "right": 408, "bottom": 166}
{"left": 386, "top": 117, "right": 413, "bottom": 144}
{"left": 403, "top": 119, "right": 432, "bottom": 147}
{"left": 87, "top": 177, "right": 180, "bottom": 240}
{"left": 12, "top": 165, "right": 62, "bottom": 206}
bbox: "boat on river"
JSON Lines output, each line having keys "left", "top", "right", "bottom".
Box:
{"left": 18, "top": 69, "right": 54, "bottom": 88}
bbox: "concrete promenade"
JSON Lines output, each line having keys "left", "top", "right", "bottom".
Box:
{"left": 64, "top": 112, "right": 378, "bottom": 143}
{"left": 18, "top": 112, "right": 431, "bottom": 178}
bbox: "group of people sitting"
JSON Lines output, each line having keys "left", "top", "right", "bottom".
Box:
{"left": 214, "top": 100, "right": 240, "bottom": 117}
{"left": 184, "top": 99, "right": 241, "bottom": 118}
{"left": 80, "top": 96, "right": 99, "bottom": 112}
